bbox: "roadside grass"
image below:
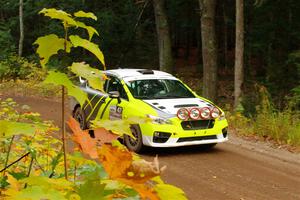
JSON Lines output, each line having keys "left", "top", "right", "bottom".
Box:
{"left": 0, "top": 79, "right": 61, "bottom": 99}
{"left": 0, "top": 54, "right": 61, "bottom": 99}
{"left": 228, "top": 86, "right": 300, "bottom": 148}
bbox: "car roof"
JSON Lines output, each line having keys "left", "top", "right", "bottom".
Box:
{"left": 105, "top": 69, "right": 176, "bottom": 80}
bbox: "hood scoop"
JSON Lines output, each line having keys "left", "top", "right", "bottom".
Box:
{"left": 158, "top": 106, "right": 166, "bottom": 109}
{"left": 143, "top": 98, "right": 211, "bottom": 115}
{"left": 174, "top": 104, "right": 199, "bottom": 108}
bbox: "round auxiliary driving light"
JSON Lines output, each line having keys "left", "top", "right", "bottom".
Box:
{"left": 211, "top": 107, "right": 220, "bottom": 119}
{"left": 177, "top": 108, "right": 190, "bottom": 121}
{"left": 189, "top": 107, "right": 201, "bottom": 120}
{"left": 200, "top": 107, "right": 211, "bottom": 119}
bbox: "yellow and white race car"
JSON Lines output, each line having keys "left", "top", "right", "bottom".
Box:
{"left": 71, "top": 69, "right": 228, "bottom": 152}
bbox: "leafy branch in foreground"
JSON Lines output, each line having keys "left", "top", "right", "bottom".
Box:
{"left": 33, "top": 8, "right": 107, "bottom": 181}
{"left": 0, "top": 99, "right": 187, "bottom": 199}
{"left": 68, "top": 117, "right": 187, "bottom": 200}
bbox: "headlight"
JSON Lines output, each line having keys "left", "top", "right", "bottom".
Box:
{"left": 200, "top": 107, "right": 211, "bottom": 119}
{"left": 147, "top": 114, "right": 172, "bottom": 125}
{"left": 219, "top": 112, "right": 226, "bottom": 120}
{"left": 211, "top": 107, "right": 220, "bottom": 119}
{"left": 189, "top": 107, "right": 200, "bottom": 120}
{"left": 177, "top": 108, "right": 190, "bottom": 121}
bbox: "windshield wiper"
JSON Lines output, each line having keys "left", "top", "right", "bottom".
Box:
{"left": 157, "top": 94, "right": 193, "bottom": 99}
{"left": 135, "top": 96, "right": 155, "bottom": 100}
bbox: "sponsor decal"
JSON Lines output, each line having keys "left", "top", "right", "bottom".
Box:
{"left": 109, "top": 105, "right": 123, "bottom": 120}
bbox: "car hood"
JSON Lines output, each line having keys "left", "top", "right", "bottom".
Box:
{"left": 143, "top": 98, "right": 214, "bottom": 116}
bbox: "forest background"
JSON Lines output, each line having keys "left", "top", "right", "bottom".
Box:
{"left": 0, "top": 0, "right": 300, "bottom": 146}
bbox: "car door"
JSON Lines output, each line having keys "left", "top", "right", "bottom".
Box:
{"left": 100, "top": 76, "right": 130, "bottom": 120}
{"left": 79, "top": 79, "right": 107, "bottom": 127}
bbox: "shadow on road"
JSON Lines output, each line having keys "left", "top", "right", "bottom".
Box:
{"left": 141, "top": 144, "right": 226, "bottom": 157}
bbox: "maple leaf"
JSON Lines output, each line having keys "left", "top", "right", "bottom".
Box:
{"left": 97, "top": 145, "right": 162, "bottom": 200}
{"left": 129, "top": 184, "right": 160, "bottom": 200}
{"left": 67, "top": 117, "right": 98, "bottom": 159}
{"left": 67, "top": 117, "right": 119, "bottom": 159}
{"left": 93, "top": 128, "right": 119, "bottom": 146}
{"left": 97, "top": 144, "right": 132, "bottom": 179}
{"left": 128, "top": 156, "right": 167, "bottom": 184}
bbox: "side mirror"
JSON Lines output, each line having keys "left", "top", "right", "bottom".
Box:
{"left": 108, "top": 91, "right": 121, "bottom": 104}
{"left": 79, "top": 77, "right": 87, "bottom": 87}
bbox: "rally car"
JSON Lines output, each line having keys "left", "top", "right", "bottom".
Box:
{"left": 71, "top": 69, "right": 228, "bottom": 152}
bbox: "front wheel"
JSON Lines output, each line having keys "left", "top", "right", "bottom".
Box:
{"left": 124, "top": 125, "right": 144, "bottom": 153}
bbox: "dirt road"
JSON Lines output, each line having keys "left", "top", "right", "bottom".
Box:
{"left": 3, "top": 95, "right": 300, "bottom": 200}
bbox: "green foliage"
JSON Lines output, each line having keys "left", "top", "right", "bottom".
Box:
{"left": 34, "top": 8, "right": 106, "bottom": 107}
{"left": 229, "top": 86, "right": 300, "bottom": 146}
{"left": 34, "top": 34, "right": 72, "bottom": 68}
{"left": 76, "top": 178, "right": 105, "bottom": 200}
{"left": 74, "top": 11, "right": 97, "bottom": 20}
{"left": 34, "top": 8, "right": 104, "bottom": 69}
{"left": 155, "top": 183, "right": 187, "bottom": 200}
{"left": 69, "top": 35, "right": 105, "bottom": 67}
{"left": 39, "top": 8, "right": 77, "bottom": 27}
{"left": 69, "top": 62, "right": 105, "bottom": 91}
{"left": 0, "top": 121, "right": 47, "bottom": 138}
{"left": 0, "top": 79, "right": 61, "bottom": 99}
{"left": 288, "top": 50, "right": 300, "bottom": 105}
{"left": 1, "top": 7, "right": 187, "bottom": 199}
{"left": 0, "top": 98, "right": 187, "bottom": 199}
{"left": 0, "top": 55, "right": 42, "bottom": 81}
{"left": 0, "top": 22, "right": 15, "bottom": 58}
{"left": 43, "top": 71, "right": 87, "bottom": 106}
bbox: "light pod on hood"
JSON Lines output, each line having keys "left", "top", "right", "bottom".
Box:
{"left": 189, "top": 107, "right": 201, "bottom": 120}
{"left": 210, "top": 107, "right": 220, "bottom": 119}
{"left": 199, "top": 107, "right": 211, "bottom": 119}
{"left": 177, "top": 108, "right": 190, "bottom": 121}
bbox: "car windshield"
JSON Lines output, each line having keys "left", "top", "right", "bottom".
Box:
{"left": 125, "top": 79, "right": 195, "bottom": 99}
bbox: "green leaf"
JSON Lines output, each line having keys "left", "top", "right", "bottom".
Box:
{"left": 0, "top": 120, "right": 47, "bottom": 138}
{"left": 50, "top": 152, "right": 63, "bottom": 172}
{"left": 21, "top": 176, "right": 72, "bottom": 191}
{"left": 34, "top": 34, "right": 72, "bottom": 68}
{"left": 44, "top": 71, "right": 87, "bottom": 106}
{"left": 74, "top": 11, "right": 97, "bottom": 20}
{"left": 154, "top": 184, "right": 188, "bottom": 200}
{"left": 69, "top": 62, "right": 105, "bottom": 91}
{"left": 39, "top": 8, "right": 77, "bottom": 26}
{"left": 91, "top": 117, "right": 148, "bottom": 139}
{"left": 7, "top": 185, "right": 68, "bottom": 200}
{"left": 9, "top": 172, "right": 28, "bottom": 181}
{"left": 76, "top": 21, "right": 99, "bottom": 41}
{"left": 77, "top": 179, "right": 105, "bottom": 200}
{"left": 69, "top": 35, "right": 105, "bottom": 67}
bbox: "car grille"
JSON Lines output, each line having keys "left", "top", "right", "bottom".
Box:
{"left": 177, "top": 135, "right": 217, "bottom": 143}
{"left": 181, "top": 120, "right": 214, "bottom": 130}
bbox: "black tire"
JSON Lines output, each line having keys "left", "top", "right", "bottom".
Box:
{"left": 124, "top": 125, "right": 144, "bottom": 153}
{"left": 73, "top": 106, "right": 87, "bottom": 130}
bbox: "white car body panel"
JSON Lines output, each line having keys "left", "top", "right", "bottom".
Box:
{"left": 143, "top": 98, "right": 213, "bottom": 115}
{"left": 142, "top": 133, "right": 228, "bottom": 147}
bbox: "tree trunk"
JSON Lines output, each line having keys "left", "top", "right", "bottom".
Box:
{"left": 199, "top": 0, "right": 218, "bottom": 102}
{"left": 153, "top": 0, "right": 173, "bottom": 73}
{"left": 223, "top": 0, "right": 228, "bottom": 69}
{"left": 234, "top": 0, "right": 244, "bottom": 109}
{"left": 18, "top": 0, "right": 24, "bottom": 57}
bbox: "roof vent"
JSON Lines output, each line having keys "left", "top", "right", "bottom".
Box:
{"left": 137, "top": 69, "right": 154, "bottom": 75}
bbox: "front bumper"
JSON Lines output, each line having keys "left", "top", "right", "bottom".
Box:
{"left": 142, "top": 133, "right": 228, "bottom": 147}
{"left": 140, "top": 118, "right": 229, "bottom": 147}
